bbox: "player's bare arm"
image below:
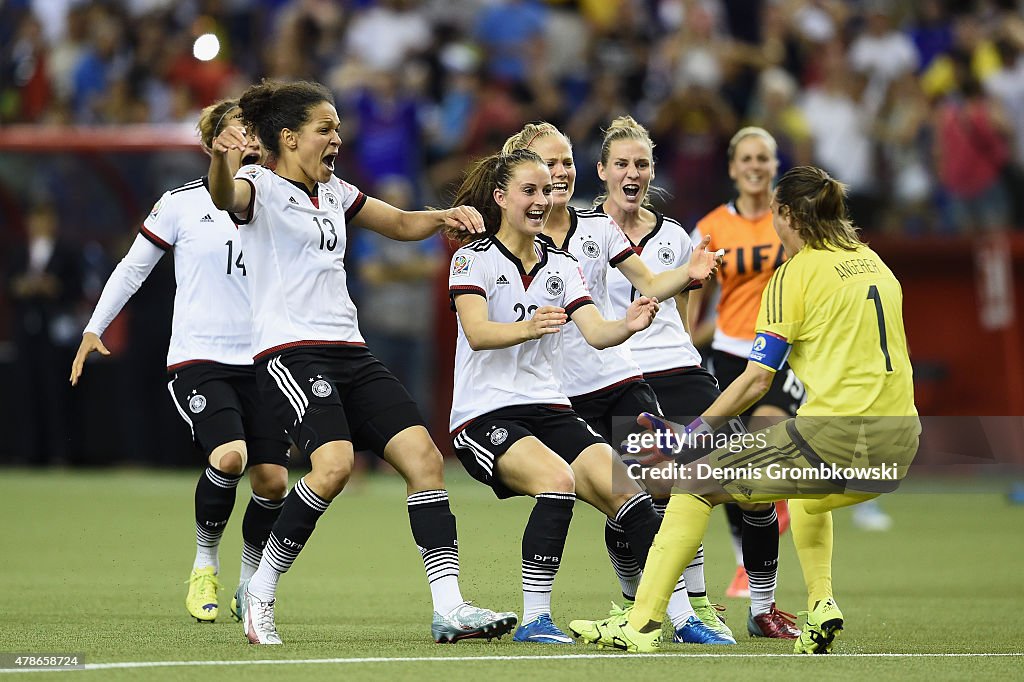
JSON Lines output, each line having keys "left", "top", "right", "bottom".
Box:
{"left": 355, "top": 198, "right": 484, "bottom": 241}
{"left": 617, "top": 236, "right": 721, "bottom": 300}
{"left": 208, "top": 125, "right": 252, "bottom": 215}
{"left": 454, "top": 294, "right": 565, "bottom": 350}
{"left": 570, "top": 296, "right": 659, "bottom": 350}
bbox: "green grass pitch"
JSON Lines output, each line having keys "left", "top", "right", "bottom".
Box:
{"left": 0, "top": 467, "right": 1021, "bottom": 680}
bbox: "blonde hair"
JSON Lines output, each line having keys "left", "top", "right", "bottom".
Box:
{"left": 196, "top": 99, "right": 239, "bottom": 152}
{"left": 727, "top": 126, "right": 778, "bottom": 161}
{"left": 596, "top": 115, "right": 658, "bottom": 208}
{"left": 501, "top": 122, "right": 568, "bottom": 155}
{"left": 774, "top": 166, "right": 862, "bottom": 251}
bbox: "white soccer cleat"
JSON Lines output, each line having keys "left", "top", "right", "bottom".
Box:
{"left": 242, "top": 584, "right": 282, "bottom": 645}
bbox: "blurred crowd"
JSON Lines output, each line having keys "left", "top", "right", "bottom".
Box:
{"left": 2, "top": 0, "right": 1024, "bottom": 466}
{"left": 3, "top": 0, "right": 1024, "bottom": 233}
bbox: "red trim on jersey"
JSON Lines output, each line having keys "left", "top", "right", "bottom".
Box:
{"left": 568, "top": 376, "right": 645, "bottom": 401}
{"left": 642, "top": 365, "right": 702, "bottom": 379}
{"left": 448, "top": 285, "right": 486, "bottom": 311}
{"left": 166, "top": 358, "right": 219, "bottom": 372}
{"left": 684, "top": 279, "right": 703, "bottom": 291}
{"left": 631, "top": 245, "right": 644, "bottom": 255}
{"left": 309, "top": 195, "right": 320, "bottom": 209}
{"left": 450, "top": 403, "right": 575, "bottom": 437}
{"left": 139, "top": 226, "right": 171, "bottom": 250}
{"left": 565, "top": 296, "right": 594, "bottom": 316}
{"left": 345, "top": 192, "right": 367, "bottom": 221}
{"left": 253, "top": 339, "right": 367, "bottom": 362}
{"left": 521, "top": 275, "right": 534, "bottom": 289}
{"left": 609, "top": 247, "right": 634, "bottom": 267}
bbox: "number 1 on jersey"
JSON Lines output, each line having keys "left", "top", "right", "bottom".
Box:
{"left": 866, "top": 284, "right": 892, "bottom": 372}
{"left": 225, "top": 240, "right": 246, "bottom": 276}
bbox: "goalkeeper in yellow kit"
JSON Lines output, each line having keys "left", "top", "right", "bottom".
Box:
{"left": 571, "top": 166, "right": 920, "bottom": 654}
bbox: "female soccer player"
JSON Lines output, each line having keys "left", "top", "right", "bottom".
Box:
{"left": 571, "top": 165, "right": 919, "bottom": 654}
{"left": 689, "top": 126, "right": 801, "bottom": 637}
{"left": 208, "top": 80, "right": 516, "bottom": 645}
{"left": 70, "top": 100, "right": 290, "bottom": 625}
{"left": 499, "top": 122, "right": 734, "bottom": 645}
{"left": 447, "top": 148, "right": 669, "bottom": 644}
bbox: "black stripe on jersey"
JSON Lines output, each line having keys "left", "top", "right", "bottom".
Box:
{"left": 573, "top": 208, "right": 608, "bottom": 218}
{"left": 609, "top": 247, "right": 633, "bottom": 267}
{"left": 661, "top": 215, "right": 685, "bottom": 229}
{"left": 140, "top": 226, "right": 171, "bottom": 251}
{"left": 168, "top": 179, "right": 205, "bottom": 195}
{"left": 766, "top": 259, "right": 791, "bottom": 324}
{"left": 345, "top": 191, "right": 367, "bottom": 221}
{"left": 466, "top": 238, "right": 495, "bottom": 252}
{"left": 231, "top": 178, "right": 257, "bottom": 225}
{"left": 565, "top": 296, "right": 594, "bottom": 316}
{"left": 631, "top": 212, "right": 666, "bottom": 252}
{"left": 449, "top": 285, "right": 486, "bottom": 312}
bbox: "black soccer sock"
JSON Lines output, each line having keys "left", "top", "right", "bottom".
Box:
{"left": 522, "top": 492, "right": 575, "bottom": 623}
{"left": 408, "top": 490, "right": 463, "bottom": 614}
{"left": 193, "top": 465, "right": 242, "bottom": 571}
{"left": 240, "top": 492, "right": 285, "bottom": 581}
{"left": 605, "top": 518, "right": 641, "bottom": 601}
{"left": 725, "top": 502, "right": 745, "bottom": 565}
{"left": 743, "top": 504, "right": 780, "bottom": 615}
{"left": 248, "top": 477, "right": 329, "bottom": 600}
{"left": 613, "top": 492, "right": 661, "bottom": 568}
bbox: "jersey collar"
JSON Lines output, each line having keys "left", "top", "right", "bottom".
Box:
{"left": 491, "top": 235, "right": 550, "bottom": 287}
{"left": 628, "top": 212, "right": 665, "bottom": 254}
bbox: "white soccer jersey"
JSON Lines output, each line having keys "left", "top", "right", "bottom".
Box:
{"left": 84, "top": 178, "right": 253, "bottom": 369}
{"left": 448, "top": 235, "right": 594, "bottom": 431}
{"left": 606, "top": 213, "right": 703, "bottom": 374}
{"left": 234, "top": 165, "right": 367, "bottom": 359}
{"left": 547, "top": 207, "right": 644, "bottom": 397}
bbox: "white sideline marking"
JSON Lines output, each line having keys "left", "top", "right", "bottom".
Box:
{"left": 3, "top": 652, "right": 1021, "bottom": 673}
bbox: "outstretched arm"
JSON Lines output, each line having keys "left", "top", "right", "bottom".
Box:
{"left": 570, "top": 296, "right": 660, "bottom": 350}
{"left": 616, "top": 235, "right": 721, "bottom": 300}
{"left": 354, "top": 198, "right": 484, "bottom": 241}
{"left": 70, "top": 235, "right": 165, "bottom": 385}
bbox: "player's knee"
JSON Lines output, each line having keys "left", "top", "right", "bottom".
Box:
{"left": 395, "top": 440, "right": 445, "bottom": 489}
{"left": 546, "top": 468, "right": 576, "bottom": 494}
{"left": 210, "top": 442, "right": 246, "bottom": 474}
{"left": 309, "top": 444, "right": 354, "bottom": 498}
{"left": 249, "top": 465, "right": 288, "bottom": 500}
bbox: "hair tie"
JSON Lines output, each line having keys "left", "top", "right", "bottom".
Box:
{"left": 212, "top": 106, "right": 237, "bottom": 139}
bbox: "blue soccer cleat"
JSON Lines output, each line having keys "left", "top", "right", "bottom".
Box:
{"left": 674, "top": 615, "right": 737, "bottom": 644}
{"left": 513, "top": 614, "right": 574, "bottom": 644}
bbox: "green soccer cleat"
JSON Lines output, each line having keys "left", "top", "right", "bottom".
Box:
{"left": 185, "top": 566, "right": 220, "bottom": 623}
{"left": 569, "top": 612, "right": 660, "bottom": 653}
{"left": 794, "top": 597, "right": 844, "bottom": 654}
{"left": 230, "top": 582, "right": 245, "bottom": 622}
{"left": 569, "top": 601, "right": 632, "bottom": 642}
{"left": 690, "top": 596, "right": 736, "bottom": 643}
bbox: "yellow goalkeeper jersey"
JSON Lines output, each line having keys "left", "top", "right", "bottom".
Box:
{"left": 754, "top": 241, "right": 916, "bottom": 417}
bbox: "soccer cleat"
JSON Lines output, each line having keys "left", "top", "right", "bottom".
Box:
{"left": 748, "top": 603, "right": 801, "bottom": 639}
{"left": 513, "top": 614, "right": 574, "bottom": 644}
{"left": 431, "top": 601, "right": 518, "bottom": 643}
{"left": 776, "top": 500, "right": 791, "bottom": 535}
{"left": 690, "top": 596, "right": 736, "bottom": 643}
{"left": 570, "top": 613, "right": 659, "bottom": 653}
{"left": 230, "top": 582, "right": 245, "bottom": 622}
{"left": 241, "top": 583, "right": 282, "bottom": 645}
{"left": 726, "top": 565, "right": 750, "bottom": 598}
{"left": 852, "top": 500, "right": 893, "bottom": 531}
{"left": 674, "top": 615, "right": 736, "bottom": 644}
{"left": 185, "top": 566, "right": 220, "bottom": 622}
{"left": 794, "top": 597, "right": 843, "bottom": 654}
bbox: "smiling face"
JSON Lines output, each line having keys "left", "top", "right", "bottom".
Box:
{"left": 598, "top": 138, "right": 653, "bottom": 214}
{"left": 282, "top": 101, "right": 341, "bottom": 186}
{"left": 729, "top": 134, "right": 778, "bottom": 199}
{"left": 528, "top": 133, "right": 575, "bottom": 208}
{"left": 495, "top": 161, "right": 553, "bottom": 237}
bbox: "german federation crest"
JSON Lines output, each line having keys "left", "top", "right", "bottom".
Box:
{"left": 490, "top": 428, "right": 508, "bottom": 446}
{"left": 582, "top": 240, "right": 601, "bottom": 259}
{"left": 311, "top": 379, "right": 333, "bottom": 398}
{"left": 545, "top": 275, "right": 564, "bottom": 296}
{"left": 188, "top": 394, "right": 207, "bottom": 414}
{"left": 658, "top": 246, "right": 675, "bottom": 265}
